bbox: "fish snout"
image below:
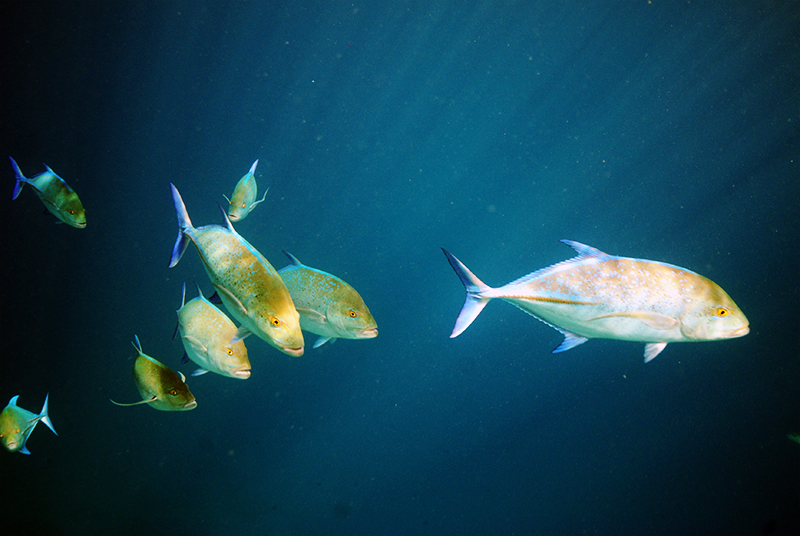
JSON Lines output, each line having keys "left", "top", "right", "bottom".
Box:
{"left": 727, "top": 325, "right": 750, "bottom": 338}
{"left": 183, "top": 400, "right": 198, "bottom": 409}
{"left": 5, "top": 440, "right": 18, "bottom": 451}
{"left": 233, "top": 369, "right": 251, "bottom": 379}
{"left": 360, "top": 327, "right": 378, "bottom": 339}
{"left": 283, "top": 346, "right": 304, "bottom": 357}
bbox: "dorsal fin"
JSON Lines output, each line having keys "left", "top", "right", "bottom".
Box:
{"left": 132, "top": 334, "right": 143, "bottom": 354}
{"left": 217, "top": 203, "right": 236, "bottom": 232}
{"left": 283, "top": 250, "right": 302, "bottom": 266}
{"left": 559, "top": 239, "right": 608, "bottom": 260}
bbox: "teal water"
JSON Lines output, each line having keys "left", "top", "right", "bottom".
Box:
{"left": 1, "top": 2, "right": 798, "bottom": 535}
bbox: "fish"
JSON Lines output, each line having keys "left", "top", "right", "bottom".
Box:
{"left": 277, "top": 251, "right": 378, "bottom": 348}
{"left": 176, "top": 282, "right": 251, "bottom": 379}
{"left": 9, "top": 156, "right": 86, "bottom": 228}
{"left": 169, "top": 183, "right": 304, "bottom": 356}
{"left": 443, "top": 240, "right": 749, "bottom": 362}
{"left": 223, "top": 159, "right": 268, "bottom": 222}
{"left": 788, "top": 433, "right": 800, "bottom": 445}
{"left": 0, "top": 393, "right": 57, "bottom": 455}
{"left": 110, "top": 335, "right": 197, "bottom": 411}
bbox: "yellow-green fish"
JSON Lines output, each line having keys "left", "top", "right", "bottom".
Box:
{"left": 444, "top": 240, "right": 749, "bottom": 362}
{"left": 223, "top": 159, "right": 267, "bottom": 222}
{"left": 111, "top": 335, "right": 197, "bottom": 411}
{"left": 169, "top": 183, "right": 304, "bottom": 356}
{"left": 9, "top": 156, "right": 86, "bottom": 228}
{"left": 277, "top": 251, "right": 378, "bottom": 348}
{"left": 0, "top": 393, "right": 56, "bottom": 455}
{"left": 176, "top": 283, "right": 251, "bottom": 379}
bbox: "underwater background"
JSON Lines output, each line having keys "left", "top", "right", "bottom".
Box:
{"left": 1, "top": 1, "right": 798, "bottom": 535}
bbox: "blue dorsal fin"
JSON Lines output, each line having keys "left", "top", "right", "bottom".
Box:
{"left": 9, "top": 395, "right": 20, "bottom": 406}
{"left": 217, "top": 203, "right": 236, "bottom": 232}
{"left": 283, "top": 250, "right": 302, "bottom": 266}
{"left": 248, "top": 159, "right": 259, "bottom": 175}
{"left": 559, "top": 239, "right": 608, "bottom": 260}
{"left": 181, "top": 351, "right": 189, "bottom": 364}
{"left": 208, "top": 291, "right": 222, "bottom": 305}
{"left": 180, "top": 282, "right": 186, "bottom": 308}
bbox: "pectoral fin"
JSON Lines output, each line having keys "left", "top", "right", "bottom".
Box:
{"left": 313, "top": 336, "right": 334, "bottom": 348}
{"left": 183, "top": 335, "right": 209, "bottom": 358}
{"left": 591, "top": 311, "right": 679, "bottom": 330}
{"left": 212, "top": 284, "right": 248, "bottom": 316}
{"left": 297, "top": 307, "right": 327, "bottom": 323}
{"left": 231, "top": 326, "right": 252, "bottom": 344}
{"left": 110, "top": 396, "right": 158, "bottom": 407}
{"left": 644, "top": 342, "right": 668, "bottom": 363}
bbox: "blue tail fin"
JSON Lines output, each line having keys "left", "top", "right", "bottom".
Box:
{"left": 169, "top": 183, "right": 193, "bottom": 268}
{"left": 9, "top": 156, "right": 27, "bottom": 200}
{"left": 442, "top": 248, "right": 493, "bottom": 338}
{"left": 39, "top": 393, "right": 57, "bottom": 436}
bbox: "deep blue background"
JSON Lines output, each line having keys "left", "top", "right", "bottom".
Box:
{"left": 1, "top": 2, "right": 798, "bottom": 535}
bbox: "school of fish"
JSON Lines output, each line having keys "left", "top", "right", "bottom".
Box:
{"left": 4, "top": 156, "right": 753, "bottom": 455}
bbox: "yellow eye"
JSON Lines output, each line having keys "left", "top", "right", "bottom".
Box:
{"left": 241, "top": 203, "right": 246, "bottom": 208}
{"left": 269, "top": 316, "right": 282, "bottom": 327}
{"left": 226, "top": 348, "right": 234, "bottom": 356}
{"left": 169, "top": 389, "right": 178, "bottom": 396}
{"left": 68, "top": 209, "right": 75, "bottom": 215}
{"left": 348, "top": 309, "right": 358, "bottom": 318}
{"left": 715, "top": 307, "right": 729, "bottom": 317}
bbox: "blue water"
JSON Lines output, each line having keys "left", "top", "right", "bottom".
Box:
{"left": 1, "top": 2, "right": 798, "bottom": 535}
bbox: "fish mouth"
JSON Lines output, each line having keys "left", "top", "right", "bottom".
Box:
{"left": 282, "top": 346, "right": 304, "bottom": 357}
{"left": 360, "top": 328, "right": 378, "bottom": 339}
{"left": 5, "top": 440, "right": 18, "bottom": 451}
{"left": 184, "top": 400, "right": 198, "bottom": 409}
{"left": 233, "top": 369, "right": 251, "bottom": 379}
{"left": 726, "top": 325, "right": 750, "bottom": 338}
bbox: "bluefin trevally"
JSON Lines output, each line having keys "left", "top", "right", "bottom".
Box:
{"left": 0, "top": 393, "right": 57, "bottom": 455}
{"left": 169, "top": 183, "right": 304, "bottom": 356}
{"left": 277, "top": 251, "right": 378, "bottom": 348}
{"left": 223, "top": 159, "right": 267, "bottom": 222}
{"left": 111, "top": 335, "right": 197, "bottom": 411}
{"left": 176, "top": 282, "right": 251, "bottom": 379}
{"left": 9, "top": 156, "right": 86, "bottom": 228}
{"left": 444, "top": 240, "right": 749, "bottom": 362}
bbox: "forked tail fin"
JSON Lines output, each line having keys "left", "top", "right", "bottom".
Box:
{"left": 169, "top": 183, "right": 193, "bottom": 268}
{"left": 442, "top": 248, "right": 493, "bottom": 338}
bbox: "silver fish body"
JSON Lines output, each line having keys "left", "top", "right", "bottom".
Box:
{"left": 169, "top": 183, "right": 303, "bottom": 356}
{"left": 444, "top": 240, "right": 749, "bottom": 362}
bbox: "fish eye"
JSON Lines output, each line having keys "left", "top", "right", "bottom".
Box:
{"left": 226, "top": 348, "right": 234, "bottom": 356}
{"left": 169, "top": 389, "right": 178, "bottom": 396}
{"left": 348, "top": 309, "right": 358, "bottom": 318}
{"left": 715, "top": 307, "right": 729, "bottom": 317}
{"left": 240, "top": 203, "right": 246, "bottom": 208}
{"left": 269, "top": 316, "right": 282, "bottom": 327}
{"left": 68, "top": 209, "right": 75, "bottom": 215}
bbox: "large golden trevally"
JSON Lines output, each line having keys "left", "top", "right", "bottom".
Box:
{"left": 111, "top": 335, "right": 197, "bottom": 411}
{"left": 223, "top": 159, "right": 267, "bottom": 222}
{"left": 277, "top": 251, "right": 378, "bottom": 348}
{"left": 444, "top": 240, "right": 749, "bottom": 362}
{"left": 169, "top": 183, "right": 303, "bottom": 356}
{"left": 176, "top": 283, "right": 251, "bottom": 379}
{"left": 9, "top": 156, "right": 86, "bottom": 228}
{"left": 0, "top": 394, "right": 56, "bottom": 455}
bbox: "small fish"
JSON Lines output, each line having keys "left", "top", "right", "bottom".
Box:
{"left": 176, "top": 282, "right": 251, "bottom": 379}
{"left": 111, "top": 335, "right": 197, "bottom": 411}
{"left": 0, "top": 393, "right": 57, "bottom": 455}
{"left": 169, "top": 183, "right": 303, "bottom": 356}
{"left": 278, "top": 251, "right": 378, "bottom": 348}
{"left": 444, "top": 240, "right": 749, "bottom": 362}
{"left": 9, "top": 156, "right": 86, "bottom": 228}
{"left": 223, "top": 159, "right": 268, "bottom": 222}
